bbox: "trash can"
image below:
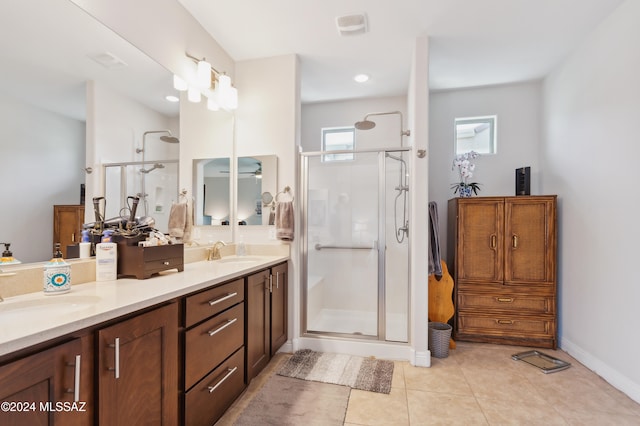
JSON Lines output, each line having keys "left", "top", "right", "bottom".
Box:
{"left": 428, "top": 322, "right": 452, "bottom": 358}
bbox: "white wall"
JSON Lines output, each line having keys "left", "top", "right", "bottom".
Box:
{"left": 0, "top": 93, "right": 85, "bottom": 262}
{"left": 429, "top": 81, "right": 543, "bottom": 259}
{"left": 301, "top": 96, "right": 407, "bottom": 152}
{"left": 85, "top": 81, "right": 177, "bottom": 228}
{"left": 542, "top": 0, "right": 640, "bottom": 402}
{"left": 233, "top": 54, "right": 299, "bottom": 244}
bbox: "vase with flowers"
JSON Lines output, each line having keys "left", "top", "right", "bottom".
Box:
{"left": 451, "top": 151, "right": 481, "bottom": 197}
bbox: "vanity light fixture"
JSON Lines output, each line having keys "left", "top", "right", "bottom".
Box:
{"left": 173, "top": 53, "right": 239, "bottom": 111}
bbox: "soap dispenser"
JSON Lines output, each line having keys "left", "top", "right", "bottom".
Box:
{"left": 44, "top": 243, "right": 71, "bottom": 295}
{"left": 0, "top": 243, "right": 21, "bottom": 265}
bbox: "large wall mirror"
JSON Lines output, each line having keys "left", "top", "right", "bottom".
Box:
{"left": 0, "top": 0, "right": 178, "bottom": 263}
{"left": 237, "top": 155, "right": 278, "bottom": 226}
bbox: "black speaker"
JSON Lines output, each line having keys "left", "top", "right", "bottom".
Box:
{"left": 515, "top": 167, "right": 530, "bottom": 196}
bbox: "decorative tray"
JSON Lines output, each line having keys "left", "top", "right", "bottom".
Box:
{"left": 511, "top": 350, "right": 571, "bottom": 374}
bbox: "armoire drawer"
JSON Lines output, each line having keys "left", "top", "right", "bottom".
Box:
{"left": 457, "top": 312, "right": 554, "bottom": 338}
{"left": 185, "top": 303, "right": 244, "bottom": 390}
{"left": 185, "top": 347, "right": 245, "bottom": 426}
{"left": 185, "top": 278, "right": 244, "bottom": 327}
{"left": 457, "top": 291, "right": 555, "bottom": 315}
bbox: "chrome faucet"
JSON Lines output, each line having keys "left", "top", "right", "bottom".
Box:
{"left": 207, "top": 241, "right": 227, "bottom": 261}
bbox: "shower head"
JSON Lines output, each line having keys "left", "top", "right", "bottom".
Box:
{"left": 354, "top": 119, "right": 376, "bottom": 130}
{"left": 136, "top": 130, "right": 179, "bottom": 154}
{"left": 140, "top": 163, "right": 165, "bottom": 174}
{"left": 160, "top": 135, "right": 180, "bottom": 143}
{"left": 355, "top": 111, "right": 411, "bottom": 138}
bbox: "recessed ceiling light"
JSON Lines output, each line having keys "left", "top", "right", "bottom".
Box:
{"left": 354, "top": 74, "right": 369, "bottom": 83}
{"left": 165, "top": 95, "right": 179, "bottom": 102}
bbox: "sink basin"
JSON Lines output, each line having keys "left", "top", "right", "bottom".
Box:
{"left": 0, "top": 295, "right": 101, "bottom": 322}
{"left": 215, "top": 256, "right": 263, "bottom": 264}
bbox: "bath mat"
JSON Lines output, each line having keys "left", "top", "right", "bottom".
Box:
{"left": 233, "top": 374, "right": 349, "bottom": 425}
{"left": 277, "top": 349, "right": 394, "bottom": 394}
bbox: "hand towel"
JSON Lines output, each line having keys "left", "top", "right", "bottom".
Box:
{"left": 168, "top": 202, "right": 187, "bottom": 238}
{"left": 275, "top": 201, "right": 294, "bottom": 241}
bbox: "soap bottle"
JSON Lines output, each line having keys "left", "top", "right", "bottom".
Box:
{"left": 79, "top": 229, "right": 91, "bottom": 259}
{"left": 44, "top": 243, "right": 71, "bottom": 295}
{"left": 95, "top": 230, "right": 117, "bottom": 281}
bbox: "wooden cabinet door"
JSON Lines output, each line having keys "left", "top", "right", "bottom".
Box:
{"left": 504, "top": 197, "right": 556, "bottom": 285}
{"left": 457, "top": 199, "right": 504, "bottom": 282}
{"left": 246, "top": 269, "right": 270, "bottom": 382}
{"left": 97, "top": 303, "right": 178, "bottom": 426}
{"left": 53, "top": 205, "right": 85, "bottom": 258}
{"left": 0, "top": 338, "right": 89, "bottom": 426}
{"left": 270, "top": 263, "right": 288, "bottom": 356}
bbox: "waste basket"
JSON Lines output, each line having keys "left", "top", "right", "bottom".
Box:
{"left": 428, "top": 322, "right": 452, "bottom": 358}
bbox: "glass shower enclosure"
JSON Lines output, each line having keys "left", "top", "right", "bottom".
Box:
{"left": 301, "top": 148, "right": 410, "bottom": 342}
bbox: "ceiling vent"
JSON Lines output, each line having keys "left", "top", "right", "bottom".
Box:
{"left": 335, "top": 13, "right": 368, "bottom": 36}
{"left": 89, "top": 52, "right": 128, "bottom": 69}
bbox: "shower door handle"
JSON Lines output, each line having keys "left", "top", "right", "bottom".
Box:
{"left": 314, "top": 243, "right": 374, "bottom": 250}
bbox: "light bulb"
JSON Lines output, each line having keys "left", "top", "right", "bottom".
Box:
{"left": 197, "top": 60, "right": 212, "bottom": 89}
{"left": 187, "top": 86, "right": 201, "bottom": 103}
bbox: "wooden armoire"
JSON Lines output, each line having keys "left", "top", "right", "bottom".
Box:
{"left": 53, "top": 205, "right": 85, "bottom": 258}
{"left": 447, "top": 196, "right": 557, "bottom": 349}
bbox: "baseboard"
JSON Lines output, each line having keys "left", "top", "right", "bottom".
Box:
{"left": 561, "top": 337, "right": 640, "bottom": 404}
{"left": 411, "top": 348, "right": 431, "bottom": 367}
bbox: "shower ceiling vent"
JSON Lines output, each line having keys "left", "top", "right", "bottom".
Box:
{"left": 335, "top": 13, "right": 368, "bottom": 36}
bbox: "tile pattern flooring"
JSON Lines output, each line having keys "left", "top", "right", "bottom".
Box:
{"left": 219, "top": 342, "right": 640, "bottom": 425}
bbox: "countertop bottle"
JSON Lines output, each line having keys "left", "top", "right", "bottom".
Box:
{"left": 44, "top": 243, "right": 71, "bottom": 295}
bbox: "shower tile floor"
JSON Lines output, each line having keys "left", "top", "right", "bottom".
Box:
{"left": 219, "top": 341, "right": 640, "bottom": 425}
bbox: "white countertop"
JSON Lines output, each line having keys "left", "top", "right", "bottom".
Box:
{"left": 0, "top": 255, "right": 288, "bottom": 357}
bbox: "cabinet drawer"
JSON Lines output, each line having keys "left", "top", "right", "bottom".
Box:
{"left": 458, "top": 292, "right": 555, "bottom": 314}
{"left": 457, "top": 312, "right": 554, "bottom": 338}
{"left": 185, "top": 303, "right": 244, "bottom": 390}
{"left": 185, "top": 279, "right": 244, "bottom": 327}
{"left": 185, "top": 347, "right": 245, "bottom": 426}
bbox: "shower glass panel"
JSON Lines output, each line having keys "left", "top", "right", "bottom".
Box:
{"left": 305, "top": 152, "right": 380, "bottom": 337}
{"left": 103, "top": 160, "right": 178, "bottom": 233}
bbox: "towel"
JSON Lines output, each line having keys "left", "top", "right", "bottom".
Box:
{"left": 168, "top": 199, "right": 193, "bottom": 242}
{"left": 428, "top": 201, "right": 443, "bottom": 277}
{"left": 275, "top": 201, "right": 294, "bottom": 241}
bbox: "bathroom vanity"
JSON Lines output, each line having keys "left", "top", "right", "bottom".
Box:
{"left": 0, "top": 252, "right": 289, "bottom": 425}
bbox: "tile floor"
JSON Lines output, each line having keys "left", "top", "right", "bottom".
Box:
{"left": 219, "top": 342, "right": 640, "bottom": 425}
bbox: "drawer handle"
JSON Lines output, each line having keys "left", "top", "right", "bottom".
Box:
{"left": 208, "top": 292, "right": 238, "bottom": 306}
{"left": 65, "top": 354, "right": 81, "bottom": 402}
{"left": 163, "top": 261, "right": 170, "bottom": 265}
{"left": 207, "top": 318, "right": 238, "bottom": 336}
{"left": 512, "top": 234, "right": 518, "bottom": 248}
{"left": 496, "top": 319, "right": 514, "bottom": 325}
{"left": 490, "top": 234, "right": 497, "bottom": 249}
{"left": 496, "top": 297, "right": 514, "bottom": 303}
{"left": 207, "top": 366, "right": 238, "bottom": 393}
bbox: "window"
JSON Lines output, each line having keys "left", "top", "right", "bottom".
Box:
{"left": 455, "top": 115, "right": 497, "bottom": 155}
{"left": 321, "top": 127, "right": 355, "bottom": 162}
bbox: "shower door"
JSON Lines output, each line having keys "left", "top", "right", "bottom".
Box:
{"left": 304, "top": 152, "right": 381, "bottom": 337}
